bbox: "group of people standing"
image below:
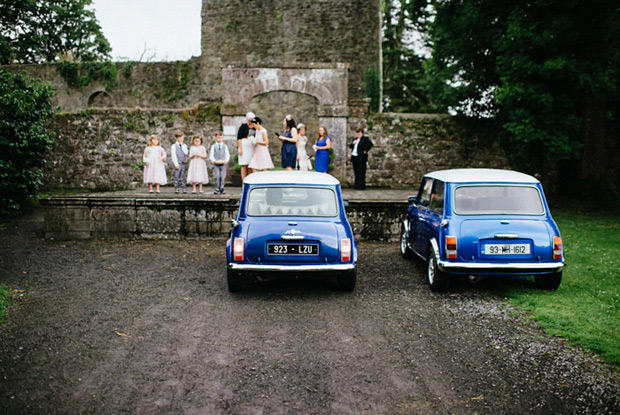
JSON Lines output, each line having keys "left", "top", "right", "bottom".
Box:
{"left": 142, "top": 130, "right": 230, "bottom": 194}
{"left": 142, "top": 112, "right": 374, "bottom": 193}
{"left": 236, "top": 112, "right": 333, "bottom": 181}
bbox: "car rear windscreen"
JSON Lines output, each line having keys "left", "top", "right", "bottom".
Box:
{"left": 247, "top": 187, "right": 338, "bottom": 216}
{"left": 454, "top": 185, "right": 544, "bottom": 215}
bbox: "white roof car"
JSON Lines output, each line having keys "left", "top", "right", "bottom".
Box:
{"left": 425, "top": 168, "right": 539, "bottom": 184}
{"left": 243, "top": 171, "right": 341, "bottom": 186}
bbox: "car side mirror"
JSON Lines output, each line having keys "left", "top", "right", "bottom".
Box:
{"left": 343, "top": 199, "right": 350, "bottom": 207}
{"left": 407, "top": 195, "right": 419, "bottom": 205}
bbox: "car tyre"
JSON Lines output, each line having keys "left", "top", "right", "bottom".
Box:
{"left": 427, "top": 248, "right": 449, "bottom": 292}
{"left": 400, "top": 225, "right": 415, "bottom": 259}
{"left": 535, "top": 272, "right": 562, "bottom": 290}
{"left": 336, "top": 269, "right": 357, "bottom": 292}
{"left": 227, "top": 268, "right": 243, "bottom": 293}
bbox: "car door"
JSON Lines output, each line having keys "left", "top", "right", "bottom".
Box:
{"left": 417, "top": 180, "right": 445, "bottom": 255}
{"left": 409, "top": 177, "right": 434, "bottom": 255}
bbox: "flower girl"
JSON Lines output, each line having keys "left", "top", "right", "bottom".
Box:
{"left": 143, "top": 135, "right": 167, "bottom": 193}
{"left": 186, "top": 134, "right": 209, "bottom": 193}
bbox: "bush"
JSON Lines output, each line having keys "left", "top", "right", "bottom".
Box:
{"left": 0, "top": 70, "right": 55, "bottom": 216}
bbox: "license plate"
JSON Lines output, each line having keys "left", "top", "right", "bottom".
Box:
{"left": 268, "top": 244, "right": 318, "bottom": 255}
{"left": 483, "top": 243, "right": 530, "bottom": 255}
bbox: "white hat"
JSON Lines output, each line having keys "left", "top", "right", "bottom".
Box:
{"left": 246, "top": 111, "right": 256, "bottom": 119}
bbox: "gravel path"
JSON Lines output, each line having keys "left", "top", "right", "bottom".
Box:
{"left": 0, "top": 211, "right": 619, "bottom": 414}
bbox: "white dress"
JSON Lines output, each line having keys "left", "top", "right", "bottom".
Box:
{"left": 238, "top": 130, "right": 256, "bottom": 166}
{"left": 186, "top": 145, "right": 209, "bottom": 184}
{"left": 143, "top": 146, "right": 167, "bottom": 185}
{"left": 248, "top": 128, "right": 274, "bottom": 170}
{"left": 296, "top": 134, "right": 312, "bottom": 171}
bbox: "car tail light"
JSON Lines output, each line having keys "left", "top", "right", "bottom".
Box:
{"left": 341, "top": 238, "right": 352, "bottom": 262}
{"left": 553, "top": 236, "right": 563, "bottom": 260}
{"left": 446, "top": 236, "right": 457, "bottom": 259}
{"left": 233, "top": 237, "right": 244, "bottom": 261}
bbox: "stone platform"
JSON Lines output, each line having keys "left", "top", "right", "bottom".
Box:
{"left": 40, "top": 187, "right": 413, "bottom": 241}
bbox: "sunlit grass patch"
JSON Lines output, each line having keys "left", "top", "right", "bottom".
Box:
{"left": 500, "top": 211, "right": 620, "bottom": 366}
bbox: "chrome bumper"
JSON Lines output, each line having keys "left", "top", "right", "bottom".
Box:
{"left": 438, "top": 260, "right": 564, "bottom": 273}
{"left": 228, "top": 263, "right": 356, "bottom": 272}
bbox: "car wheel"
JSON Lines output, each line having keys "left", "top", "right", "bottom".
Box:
{"left": 400, "top": 225, "right": 414, "bottom": 259}
{"left": 336, "top": 269, "right": 357, "bottom": 292}
{"left": 535, "top": 272, "right": 562, "bottom": 290}
{"left": 227, "top": 268, "right": 243, "bottom": 293}
{"left": 427, "top": 248, "right": 449, "bottom": 292}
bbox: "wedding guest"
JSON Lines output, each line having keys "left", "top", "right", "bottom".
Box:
{"left": 314, "top": 126, "right": 331, "bottom": 173}
{"left": 350, "top": 127, "right": 374, "bottom": 190}
{"left": 142, "top": 135, "right": 167, "bottom": 193}
{"left": 209, "top": 131, "right": 230, "bottom": 194}
{"left": 237, "top": 112, "right": 256, "bottom": 181}
{"left": 187, "top": 134, "right": 209, "bottom": 193}
{"left": 296, "top": 123, "right": 312, "bottom": 171}
{"left": 248, "top": 117, "right": 274, "bottom": 171}
{"left": 278, "top": 114, "right": 298, "bottom": 170}
{"left": 171, "top": 131, "right": 189, "bottom": 194}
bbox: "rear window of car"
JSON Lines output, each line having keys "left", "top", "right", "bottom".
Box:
{"left": 454, "top": 185, "right": 544, "bottom": 215}
{"left": 246, "top": 187, "right": 338, "bottom": 217}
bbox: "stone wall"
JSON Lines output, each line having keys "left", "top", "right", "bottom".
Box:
{"left": 201, "top": 0, "right": 380, "bottom": 101}
{"left": 41, "top": 196, "right": 407, "bottom": 241}
{"left": 2, "top": 60, "right": 208, "bottom": 112}
{"left": 46, "top": 106, "right": 224, "bottom": 190}
{"left": 345, "top": 113, "right": 510, "bottom": 188}
{"left": 42, "top": 110, "right": 510, "bottom": 191}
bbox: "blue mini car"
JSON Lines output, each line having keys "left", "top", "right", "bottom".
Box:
{"left": 400, "top": 169, "right": 565, "bottom": 292}
{"left": 226, "top": 171, "right": 358, "bottom": 292}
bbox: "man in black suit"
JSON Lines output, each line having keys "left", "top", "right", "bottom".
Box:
{"left": 350, "top": 127, "right": 373, "bottom": 190}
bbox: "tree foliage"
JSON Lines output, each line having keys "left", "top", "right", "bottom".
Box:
{"left": 0, "top": 0, "right": 111, "bottom": 64}
{"left": 382, "top": 0, "right": 442, "bottom": 113}
{"left": 0, "top": 70, "right": 55, "bottom": 216}
{"left": 429, "top": 0, "right": 620, "bottom": 181}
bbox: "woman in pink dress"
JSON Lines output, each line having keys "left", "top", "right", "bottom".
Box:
{"left": 248, "top": 117, "right": 274, "bottom": 171}
{"left": 143, "top": 135, "right": 167, "bottom": 193}
{"left": 186, "top": 135, "right": 209, "bottom": 193}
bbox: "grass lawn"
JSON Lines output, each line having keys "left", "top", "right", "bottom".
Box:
{"left": 498, "top": 210, "right": 620, "bottom": 366}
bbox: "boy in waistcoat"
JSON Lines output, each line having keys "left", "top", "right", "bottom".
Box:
{"left": 171, "top": 131, "right": 189, "bottom": 193}
{"left": 209, "top": 131, "right": 230, "bottom": 194}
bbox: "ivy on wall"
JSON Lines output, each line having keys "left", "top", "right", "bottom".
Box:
{"left": 56, "top": 61, "right": 118, "bottom": 90}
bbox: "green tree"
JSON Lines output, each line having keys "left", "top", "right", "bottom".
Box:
{"left": 429, "top": 0, "right": 620, "bottom": 197}
{"left": 0, "top": 0, "right": 111, "bottom": 64}
{"left": 0, "top": 70, "right": 55, "bottom": 216}
{"left": 382, "top": 0, "right": 441, "bottom": 113}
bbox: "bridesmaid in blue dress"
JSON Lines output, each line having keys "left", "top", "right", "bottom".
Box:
{"left": 278, "top": 115, "right": 298, "bottom": 170}
{"left": 314, "top": 126, "right": 331, "bottom": 173}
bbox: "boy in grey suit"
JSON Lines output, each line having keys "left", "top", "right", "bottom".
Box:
{"left": 209, "top": 131, "right": 230, "bottom": 194}
{"left": 171, "top": 131, "right": 189, "bottom": 193}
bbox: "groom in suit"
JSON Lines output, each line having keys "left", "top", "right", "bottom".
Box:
{"left": 350, "top": 127, "right": 374, "bottom": 190}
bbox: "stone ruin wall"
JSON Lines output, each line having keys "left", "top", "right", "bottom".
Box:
{"left": 2, "top": 0, "right": 512, "bottom": 191}
{"left": 200, "top": 0, "right": 381, "bottom": 101}
{"left": 43, "top": 109, "right": 509, "bottom": 191}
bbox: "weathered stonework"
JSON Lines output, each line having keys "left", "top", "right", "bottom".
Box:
{"left": 41, "top": 195, "right": 407, "bottom": 241}
{"left": 345, "top": 113, "right": 510, "bottom": 188}
{"left": 46, "top": 107, "right": 225, "bottom": 190}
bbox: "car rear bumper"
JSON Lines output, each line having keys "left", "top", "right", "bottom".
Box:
{"left": 228, "top": 263, "right": 356, "bottom": 272}
{"left": 437, "top": 260, "right": 564, "bottom": 274}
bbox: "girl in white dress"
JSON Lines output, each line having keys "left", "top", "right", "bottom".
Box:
{"left": 187, "top": 135, "right": 209, "bottom": 193}
{"left": 248, "top": 117, "right": 274, "bottom": 171}
{"left": 296, "top": 123, "right": 312, "bottom": 171}
{"left": 143, "top": 135, "right": 167, "bottom": 193}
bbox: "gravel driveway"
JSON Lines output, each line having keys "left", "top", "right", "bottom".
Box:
{"left": 1, "top": 211, "right": 619, "bottom": 414}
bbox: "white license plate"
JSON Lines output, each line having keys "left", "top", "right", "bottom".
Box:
{"left": 483, "top": 243, "right": 530, "bottom": 255}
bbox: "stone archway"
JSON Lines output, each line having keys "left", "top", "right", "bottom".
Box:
{"left": 87, "top": 90, "right": 113, "bottom": 108}
{"left": 221, "top": 66, "right": 349, "bottom": 178}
